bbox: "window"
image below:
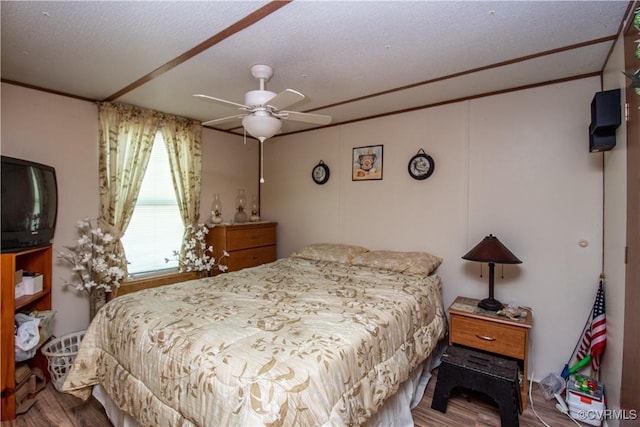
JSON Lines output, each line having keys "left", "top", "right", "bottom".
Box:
{"left": 121, "top": 133, "right": 184, "bottom": 276}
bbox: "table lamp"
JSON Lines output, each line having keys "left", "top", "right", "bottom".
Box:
{"left": 462, "top": 234, "right": 522, "bottom": 311}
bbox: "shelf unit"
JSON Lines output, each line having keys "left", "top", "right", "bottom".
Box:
{"left": 1, "top": 245, "right": 52, "bottom": 421}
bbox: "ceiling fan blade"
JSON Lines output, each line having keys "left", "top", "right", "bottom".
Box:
{"left": 202, "top": 114, "right": 246, "bottom": 126}
{"left": 193, "top": 94, "right": 248, "bottom": 110}
{"left": 279, "top": 110, "right": 332, "bottom": 125}
{"left": 267, "top": 89, "right": 305, "bottom": 111}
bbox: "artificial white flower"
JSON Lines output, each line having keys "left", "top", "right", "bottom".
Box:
{"left": 166, "top": 223, "right": 227, "bottom": 274}
{"left": 58, "top": 218, "right": 126, "bottom": 295}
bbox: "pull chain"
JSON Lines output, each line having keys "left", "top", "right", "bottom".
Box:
{"left": 259, "top": 139, "right": 265, "bottom": 184}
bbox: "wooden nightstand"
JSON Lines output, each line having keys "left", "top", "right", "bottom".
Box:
{"left": 448, "top": 296, "right": 533, "bottom": 409}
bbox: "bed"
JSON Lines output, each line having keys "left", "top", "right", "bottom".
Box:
{"left": 63, "top": 244, "right": 447, "bottom": 426}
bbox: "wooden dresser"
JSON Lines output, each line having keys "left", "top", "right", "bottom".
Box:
{"left": 206, "top": 222, "right": 277, "bottom": 273}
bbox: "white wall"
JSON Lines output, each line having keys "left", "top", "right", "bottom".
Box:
{"left": 1, "top": 82, "right": 258, "bottom": 336}
{"left": 2, "top": 83, "right": 100, "bottom": 336}
{"left": 2, "top": 77, "right": 609, "bottom": 384}
{"left": 263, "top": 77, "right": 604, "bottom": 380}
{"left": 469, "top": 81, "right": 604, "bottom": 382}
{"left": 199, "top": 129, "right": 259, "bottom": 226}
{"left": 601, "top": 30, "right": 628, "bottom": 423}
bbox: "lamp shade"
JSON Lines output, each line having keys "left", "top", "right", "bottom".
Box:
{"left": 242, "top": 113, "right": 282, "bottom": 141}
{"left": 462, "top": 234, "right": 521, "bottom": 311}
{"left": 462, "top": 234, "right": 522, "bottom": 264}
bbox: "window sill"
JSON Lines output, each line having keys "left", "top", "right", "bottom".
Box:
{"left": 109, "top": 271, "right": 198, "bottom": 300}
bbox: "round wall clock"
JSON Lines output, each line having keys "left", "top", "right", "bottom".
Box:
{"left": 312, "top": 160, "right": 330, "bottom": 185}
{"left": 408, "top": 149, "right": 435, "bottom": 180}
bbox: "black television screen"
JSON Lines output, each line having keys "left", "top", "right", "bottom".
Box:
{"left": 1, "top": 155, "right": 58, "bottom": 251}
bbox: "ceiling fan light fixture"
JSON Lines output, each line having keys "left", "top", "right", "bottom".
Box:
{"left": 242, "top": 114, "right": 282, "bottom": 141}
{"left": 245, "top": 89, "right": 277, "bottom": 107}
{"left": 195, "top": 64, "right": 331, "bottom": 133}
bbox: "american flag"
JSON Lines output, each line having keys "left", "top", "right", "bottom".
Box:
{"left": 577, "top": 280, "right": 607, "bottom": 371}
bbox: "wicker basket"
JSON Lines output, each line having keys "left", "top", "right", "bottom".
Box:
{"left": 41, "top": 330, "right": 86, "bottom": 392}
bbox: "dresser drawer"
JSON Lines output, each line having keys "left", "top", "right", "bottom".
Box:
{"left": 226, "top": 246, "right": 276, "bottom": 271}
{"left": 450, "top": 315, "right": 526, "bottom": 359}
{"left": 226, "top": 226, "right": 276, "bottom": 250}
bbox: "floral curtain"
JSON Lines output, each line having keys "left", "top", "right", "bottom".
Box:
{"left": 98, "top": 102, "right": 162, "bottom": 277}
{"left": 160, "top": 116, "right": 203, "bottom": 261}
{"left": 99, "top": 103, "right": 205, "bottom": 282}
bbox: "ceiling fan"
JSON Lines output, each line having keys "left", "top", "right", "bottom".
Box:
{"left": 194, "top": 64, "right": 332, "bottom": 142}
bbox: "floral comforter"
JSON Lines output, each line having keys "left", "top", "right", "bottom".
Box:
{"left": 63, "top": 256, "right": 447, "bottom": 427}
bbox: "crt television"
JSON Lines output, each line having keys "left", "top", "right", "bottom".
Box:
{"left": 1, "top": 155, "right": 58, "bottom": 252}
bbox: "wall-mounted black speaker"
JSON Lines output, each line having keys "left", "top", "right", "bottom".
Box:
{"left": 589, "top": 89, "right": 621, "bottom": 152}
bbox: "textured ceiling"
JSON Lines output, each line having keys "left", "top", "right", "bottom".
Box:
{"left": 1, "top": 1, "right": 630, "bottom": 137}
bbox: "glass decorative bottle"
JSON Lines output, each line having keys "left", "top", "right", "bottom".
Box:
{"left": 250, "top": 194, "right": 260, "bottom": 222}
{"left": 234, "top": 189, "right": 248, "bottom": 223}
{"left": 210, "top": 193, "right": 223, "bottom": 224}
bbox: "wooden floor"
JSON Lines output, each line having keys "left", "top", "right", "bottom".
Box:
{"left": 3, "top": 368, "right": 578, "bottom": 426}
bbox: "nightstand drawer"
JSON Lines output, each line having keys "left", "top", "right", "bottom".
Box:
{"left": 450, "top": 315, "right": 526, "bottom": 360}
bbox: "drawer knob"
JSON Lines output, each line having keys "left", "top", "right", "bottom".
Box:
{"left": 475, "top": 334, "right": 496, "bottom": 341}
